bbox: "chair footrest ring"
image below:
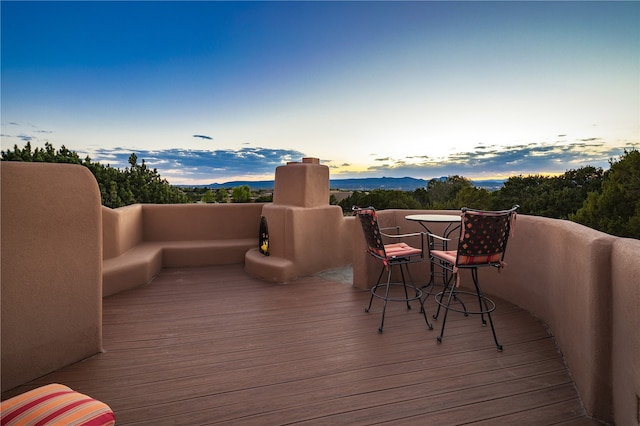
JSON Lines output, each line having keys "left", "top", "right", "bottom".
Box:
{"left": 371, "top": 283, "right": 422, "bottom": 303}
{"left": 434, "top": 290, "right": 496, "bottom": 314}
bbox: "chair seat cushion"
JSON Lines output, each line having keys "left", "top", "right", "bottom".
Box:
{"left": 384, "top": 242, "right": 422, "bottom": 258}
{"left": 431, "top": 250, "right": 457, "bottom": 264}
{"left": 458, "top": 253, "right": 502, "bottom": 265}
{"left": 431, "top": 250, "right": 502, "bottom": 265}
{"left": 1, "top": 383, "right": 115, "bottom": 426}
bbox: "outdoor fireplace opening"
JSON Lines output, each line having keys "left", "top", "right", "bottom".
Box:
{"left": 259, "top": 216, "right": 269, "bottom": 256}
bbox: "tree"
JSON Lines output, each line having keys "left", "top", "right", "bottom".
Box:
{"left": 425, "top": 176, "right": 474, "bottom": 209}
{"left": 215, "top": 189, "right": 230, "bottom": 203}
{"left": 453, "top": 186, "right": 493, "bottom": 210}
{"left": 231, "top": 185, "right": 252, "bottom": 203}
{"left": 493, "top": 167, "right": 604, "bottom": 218}
{"left": 572, "top": 149, "right": 640, "bottom": 238}
{"left": 339, "top": 189, "right": 420, "bottom": 211}
{"left": 412, "top": 188, "right": 429, "bottom": 207}
{"left": 2, "top": 142, "right": 83, "bottom": 164}
{"left": 201, "top": 189, "right": 216, "bottom": 203}
{"left": 121, "top": 153, "right": 190, "bottom": 205}
{"left": 2, "top": 143, "right": 190, "bottom": 208}
{"left": 254, "top": 191, "right": 273, "bottom": 203}
{"left": 492, "top": 175, "right": 543, "bottom": 213}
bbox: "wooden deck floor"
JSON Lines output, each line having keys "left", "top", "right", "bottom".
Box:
{"left": 3, "top": 265, "right": 602, "bottom": 425}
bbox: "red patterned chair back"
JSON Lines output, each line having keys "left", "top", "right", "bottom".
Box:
{"left": 354, "top": 207, "right": 386, "bottom": 260}
{"left": 456, "top": 206, "right": 518, "bottom": 267}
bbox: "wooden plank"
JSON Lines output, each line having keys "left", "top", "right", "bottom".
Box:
{"left": 468, "top": 397, "right": 596, "bottom": 425}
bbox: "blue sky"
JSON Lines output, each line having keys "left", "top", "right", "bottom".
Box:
{"left": 2, "top": 1, "right": 638, "bottom": 185}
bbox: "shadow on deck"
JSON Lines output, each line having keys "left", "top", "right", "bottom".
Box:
{"left": 4, "top": 265, "right": 601, "bottom": 425}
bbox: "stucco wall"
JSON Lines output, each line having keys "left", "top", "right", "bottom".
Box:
{"left": 102, "top": 204, "right": 143, "bottom": 259}
{"left": 1, "top": 162, "right": 103, "bottom": 392}
{"left": 272, "top": 158, "right": 329, "bottom": 208}
{"left": 256, "top": 203, "right": 354, "bottom": 281}
{"left": 611, "top": 237, "right": 640, "bottom": 426}
{"left": 142, "top": 203, "right": 264, "bottom": 242}
{"left": 483, "top": 215, "right": 615, "bottom": 421}
{"left": 245, "top": 158, "right": 354, "bottom": 282}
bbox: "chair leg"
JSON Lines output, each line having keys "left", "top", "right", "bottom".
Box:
{"left": 366, "top": 263, "right": 429, "bottom": 333}
{"left": 433, "top": 273, "right": 454, "bottom": 320}
{"left": 399, "top": 265, "right": 412, "bottom": 310}
{"left": 419, "top": 284, "right": 435, "bottom": 330}
{"left": 377, "top": 268, "right": 394, "bottom": 333}
{"left": 471, "top": 269, "right": 487, "bottom": 326}
{"left": 436, "top": 275, "right": 457, "bottom": 343}
{"left": 420, "top": 297, "right": 433, "bottom": 330}
{"left": 419, "top": 278, "right": 434, "bottom": 315}
{"left": 365, "top": 267, "right": 386, "bottom": 313}
{"left": 471, "top": 269, "right": 503, "bottom": 351}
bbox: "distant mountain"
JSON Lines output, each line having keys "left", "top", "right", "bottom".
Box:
{"left": 195, "top": 176, "right": 505, "bottom": 191}
{"left": 201, "top": 180, "right": 276, "bottom": 190}
{"left": 198, "top": 177, "right": 427, "bottom": 191}
{"left": 330, "top": 177, "right": 429, "bottom": 191}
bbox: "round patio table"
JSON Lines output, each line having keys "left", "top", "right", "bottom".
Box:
{"left": 405, "top": 214, "right": 462, "bottom": 296}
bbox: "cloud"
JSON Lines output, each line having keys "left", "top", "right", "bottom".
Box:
{"left": 192, "top": 134, "right": 213, "bottom": 140}
{"left": 68, "top": 138, "right": 635, "bottom": 185}
{"left": 85, "top": 146, "right": 305, "bottom": 183}
{"left": 1, "top": 122, "right": 54, "bottom": 145}
{"left": 17, "top": 134, "right": 35, "bottom": 142}
{"left": 327, "top": 139, "right": 631, "bottom": 180}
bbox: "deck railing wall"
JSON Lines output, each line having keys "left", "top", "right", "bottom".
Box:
{"left": 611, "top": 237, "right": 640, "bottom": 426}
{"left": 1, "top": 162, "right": 104, "bottom": 392}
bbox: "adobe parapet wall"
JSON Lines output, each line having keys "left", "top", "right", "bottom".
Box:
{"left": 1, "top": 162, "right": 103, "bottom": 392}
{"left": 611, "top": 238, "right": 640, "bottom": 426}
{"left": 353, "top": 209, "right": 639, "bottom": 425}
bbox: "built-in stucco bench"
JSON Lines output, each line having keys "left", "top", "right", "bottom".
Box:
{"left": 102, "top": 239, "right": 257, "bottom": 296}
{"left": 103, "top": 243, "right": 163, "bottom": 297}
{"left": 102, "top": 203, "right": 264, "bottom": 297}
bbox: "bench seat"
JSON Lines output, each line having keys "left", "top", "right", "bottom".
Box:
{"left": 102, "top": 239, "right": 257, "bottom": 297}
{"left": 161, "top": 238, "right": 257, "bottom": 267}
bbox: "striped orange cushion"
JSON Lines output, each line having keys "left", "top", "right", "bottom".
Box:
{"left": 458, "top": 253, "right": 503, "bottom": 265}
{"left": 1, "top": 383, "right": 115, "bottom": 426}
{"left": 431, "top": 250, "right": 456, "bottom": 264}
{"left": 431, "top": 250, "right": 502, "bottom": 266}
{"left": 384, "top": 242, "right": 422, "bottom": 258}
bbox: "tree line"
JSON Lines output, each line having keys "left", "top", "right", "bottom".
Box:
{"left": 2, "top": 143, "right": 191, "bottom": 207}
{"left": 1, "top": 142, "right": 271, "bottom": 207}
{"left": 338, "top": 149, "right": 639, "bottom": 239}
{"left": 2, "top": 142, "right": 638, "bottom": 238}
